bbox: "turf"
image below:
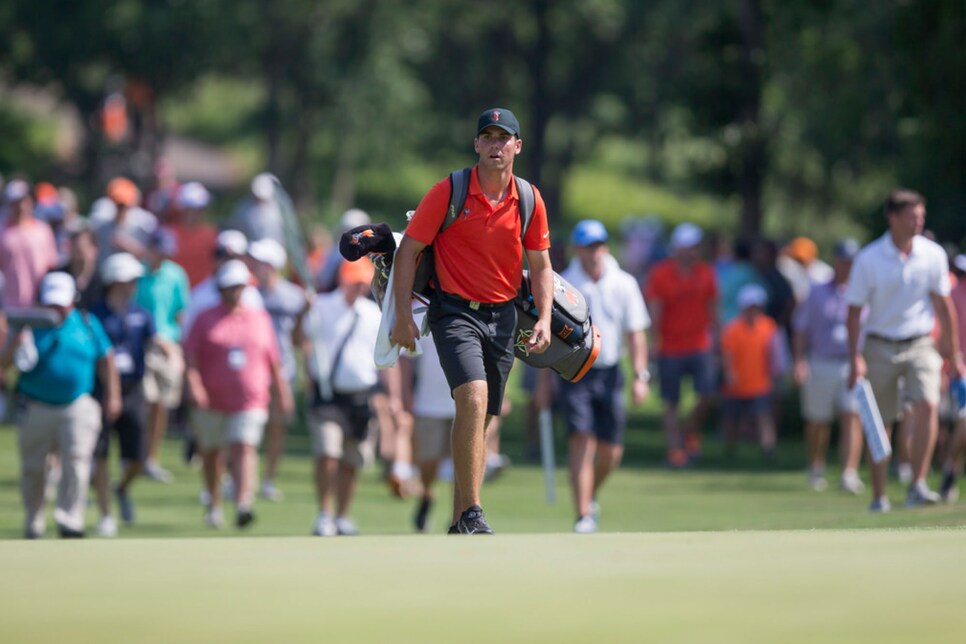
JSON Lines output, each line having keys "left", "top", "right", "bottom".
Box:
{"left": 0, "top": 531, "right": 963, "bottom": 643}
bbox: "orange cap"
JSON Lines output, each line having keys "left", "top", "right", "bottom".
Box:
{"left": 106, "top": 177, "right": 141, "bottom": 207}
{"left": 786, "top": 236, "right": 818, "bottom": 264}
{"left": 34, "top": 182, "right": 59, "bottom": 205}
{"left": 338, "top": 257, "right": 375, "bottom": 285}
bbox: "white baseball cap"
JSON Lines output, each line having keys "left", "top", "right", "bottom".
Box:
{"left": 101, "top": 252, "right": 145, "bottom": 285}
{"left": 737, "top": 283, "right": 768, "bottom": 309}
{"left": 3, "top": 179, "right": 30, "bottom": 203}
{"left": 669, "top": 222, "right": 704, "bottom": 250}
{"left": 177, "top": 181, "right": 210, "bottom": 210}
{"left": 216, "top": 259, "right": 251, "bottom": 289}
{"left": 339, "top": 208, "right": 371, "bottom": 231}
{"left": 251, "top": 173, "right": 276, "bottom": 200}
{"left": 39, "top": 271, "right": 77, "bottom": 307}
{"left": 216, "top": 229, "right": 249, "bottom": 256}
{"left": 248, "top": 238, "right": 287, "bottom": 269}
{"left": 954, "top": 254, "right": 966, "bottom": 273}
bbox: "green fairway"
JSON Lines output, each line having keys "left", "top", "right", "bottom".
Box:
{"left": 0, "top": 530, "right": 964, "bottom": 643}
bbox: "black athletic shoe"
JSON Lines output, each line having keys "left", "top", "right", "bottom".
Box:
{"left": 236, "top": 509, "right": 256, "bottom": 529}
{"left": 457, "top": 505, "right": 494, "bottom": 535}
{"left": 414, "top": 496, "right": 432, "bottom": 533}
{"left": 940, "top": 469, "right": 959, "bottom": 503}
{"left": 57, "top": 525, "right": 85, "bottom": 539}
{"left": 447, "top": 523, "right": 459, "bottom": 534}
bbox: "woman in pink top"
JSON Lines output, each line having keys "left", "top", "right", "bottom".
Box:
{"left": 184, "top": 260, "right": 293, "bottom": 529}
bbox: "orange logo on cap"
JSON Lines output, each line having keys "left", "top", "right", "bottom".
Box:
{"left": 559, "top": 325, "right": 574, "bottom": 340}
{"left": 492, "top": 110, "right": 501, "bottom": 121}
{"left": 350, "top": 229, "right": 375, "bottom": 245}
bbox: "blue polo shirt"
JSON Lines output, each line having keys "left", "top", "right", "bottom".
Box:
{"left": 90, "top": 300, "right": 156, "bottom": 385}
{"left": 18, "top": 310, "right": 112, "bottom": 405}
{"left": 136, "top": 259, "right": 189, "bottom": 342}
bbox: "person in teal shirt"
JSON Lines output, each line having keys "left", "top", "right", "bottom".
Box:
{"left": 1, "top": 271, "right": 120, "bottom": 538}
{"left": 135, "top": 229, "right": 190, "bottom": 483}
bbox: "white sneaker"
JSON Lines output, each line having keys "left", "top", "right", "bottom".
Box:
{"left": 335, "top": 516, "right": 360, "bottom": 536}
{"left": 199, "top": 489, "right": 212, "bottom": 506}
{"left": 260, "top": 481, "right": 284, "bottom": 502}
{"left": 590, "top": 499, "right": 601, "bottom": 519}
{"left": 869, "top": 496, "right": 891, "bottom": 513}
{"left": 906, "top": 481, "right": 941, "bottom": 507}
{"left": 839, "top": 470, "right": 865, "bottom": 495}
{"left": 97, "top": 515, "right": 118, "bottom": 538}
{"left": 144, "top": 461, "right": 174, "bottom": 484}
{"left": 808, "top": 468, "right": 828, "bottom": 492}
{"left": 205, "top": 506, "right": 224, "bottom": 528}
{"left": 896, "top": 462, "right": 914, "bottom": 485}
{"left": 574, "top": 515, "right": 598, "bottom": 534}
{"left": 313, "top": 512, "right": 337, "bottom": 537}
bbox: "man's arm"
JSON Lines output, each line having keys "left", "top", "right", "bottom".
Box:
{"left": 270, "top": 358, "right": 294, "bottom": 416}
{"left": 389, "top": 235, "right": 427, "bottom": 353}
{"left": 931, "top": 292, "right": 966, "bottom": 378}
{"left": 626, "top": 329, "right": 650, "bottom": 405}
{"left": 792, "top": 329, "right": 809, "bottom": 386}
{"left": 846, "top": 305, "right": 865, "bottom": 389}
{"left": 524, "top": 248, "right": 553, "bottom": 355}
{"left": 97, "top": 351, "right": 122, "bottom": 423}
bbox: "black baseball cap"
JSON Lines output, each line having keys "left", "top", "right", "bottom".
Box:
{"left": 477, "top": 108, "right": 520, "bottom": 137}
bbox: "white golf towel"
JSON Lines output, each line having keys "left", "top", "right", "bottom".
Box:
{"left": 374, "top": 258, "right": 427, "bottom": 368}
{"left": 852, "top": 378, "right": 892, "bottom": 464}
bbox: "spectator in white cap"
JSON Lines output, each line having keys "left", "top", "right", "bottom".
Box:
{"left": 248, "top": 238, "right": 312, "bottom": 501}
{"left": 227, "top": 172, "right": 286, "bottom": 247}
{"left": 316, "top": 208, "right": 371, "bottom": 292}
{"left": 136, "top": 228, "right": 191, "bottom": 483}
{"left": 1, "top": 271, "right": 120, "bottom": 538}
{"left": 0, "top": 178, "right": 59, "bottom": 309}
{"left": 184, "top": 259, "right": 293, "bottom": 529}
{"left": 720, "top": 283, "right": 783, "bottom": 458}
{"left": 169, "top": 181, "right": 218, "bottom": 288}
{"left": 89, "top": 253, "right": 157, "bottom": 536}
{"left": 181, "top": 229, "right": 263, "bottom": 337}
{"left": 646, "top": 222, "right": 718, "bottom": 467}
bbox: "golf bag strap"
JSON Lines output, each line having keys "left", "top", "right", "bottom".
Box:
{"left": 441, "top": 168, "right": 536, "bottom": 242}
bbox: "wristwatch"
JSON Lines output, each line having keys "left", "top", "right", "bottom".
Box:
{"left": 635, "top": 368, "right": 651, "bottom": 383}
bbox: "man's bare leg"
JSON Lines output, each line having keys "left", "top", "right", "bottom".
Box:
{"left": 450, "top": 380, "right": 488, "bottom": 521}
{"left": 909, "top": 400, "right": 939, "bottom": 483}
{"left": 592, "top": 442, "right": 623, "bottom": 498}
{"left": 569, "top": 433, "right": 596, "bottom": 519}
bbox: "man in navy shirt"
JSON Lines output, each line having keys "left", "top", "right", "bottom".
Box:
{"left": 90, "top": 253, "right": 157, "bottom": 536}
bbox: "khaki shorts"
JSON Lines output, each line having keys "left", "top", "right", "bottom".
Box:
{"left": 143, "top": 343, "right": 184, "bottom": 409}
{"left": 801, "top": 359, "right": 859, "bottom": 424}
{"left": 308, "top": 412, "right": 370, "bottom": 468}
{"left": 413, "top": 416, "right": 452, "bottom": 464}
{"left": 193, "top": 408, "right": 268, "bottom": 450}
{"left": 863, "top": 335, "right": 942, "bottom": 424}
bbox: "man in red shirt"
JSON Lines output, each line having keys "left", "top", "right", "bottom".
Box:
{"left": 390, "top": 108, "right": 554, "bottom": 534}
{"left": 645, "top": 223, "right": 718, "bottom": 466}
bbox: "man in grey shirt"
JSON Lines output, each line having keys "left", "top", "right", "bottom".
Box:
{"left": 248, "top": 238, "right": 310, "bottom": 501}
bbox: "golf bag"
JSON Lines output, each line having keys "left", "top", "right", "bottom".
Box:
{"left": 513, "top": 270, "right": 600, "bottom": 382}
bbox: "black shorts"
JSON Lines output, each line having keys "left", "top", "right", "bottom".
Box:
{"left": 428, "top": 293, "right": 516, "bottom": 417}
{"left": 95, "top": 387, "right": 145, "bottom": 462}
{"left": 559, "top": 366, "right": 626, "bottom": 444}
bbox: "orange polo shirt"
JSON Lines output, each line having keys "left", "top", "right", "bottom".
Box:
{"left": 405, "top": 165, "right": 550, "bottom": 303}
{"left": 720, "top": 313, "right": 777, "bottom": 398}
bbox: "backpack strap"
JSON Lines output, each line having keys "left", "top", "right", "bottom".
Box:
{"left": 441, "top": 167, "right": 536, "bottom": 242}
{"left": 441, "top": 167, "right": 472, "bottom": 234}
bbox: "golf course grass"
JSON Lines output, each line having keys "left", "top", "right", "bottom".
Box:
{"left": 1, "top": 410, "right": 965, "bottom": 642}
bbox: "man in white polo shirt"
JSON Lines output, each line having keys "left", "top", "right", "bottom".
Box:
{"left": 846, "top": 189, "right": 966, "bottom": 512}
{"left": 559, "top": 219, "right": 650, "bottom": 533}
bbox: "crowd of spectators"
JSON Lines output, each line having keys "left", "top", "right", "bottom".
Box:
{"left": 1, "top": 167, "right": 964, "bottom": 537}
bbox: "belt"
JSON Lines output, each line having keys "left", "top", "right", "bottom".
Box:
{"left": 439, "top": 292, "right": 512, "bottom": 311}
{"left": 866, "top": 333, "right": 928, "bottom": 345}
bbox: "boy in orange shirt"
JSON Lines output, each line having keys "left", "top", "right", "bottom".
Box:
{"left": 720, "top": 284, "right": 780, "bottom": 458}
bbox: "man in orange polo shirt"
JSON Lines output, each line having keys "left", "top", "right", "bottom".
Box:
{"left": 390, "top": 107, "right": 554, "bottom": 534}
{"left": 645, "top": 222, "right": 718, "bottom": 467}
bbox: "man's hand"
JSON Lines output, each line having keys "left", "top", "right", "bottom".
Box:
{"left": 390, "top": 314, "right": 420, "bottom": 353}
{"left": 525, "top": 318, "right": 552, "bottom": 354}
{"left": 847, "top": 354, "right": 866, "bottom": 390}
{"left": 104, "top": 392, "right": 122, "bottom": 424}
{"left": 631, "top": 378, "right": 649, "bottom": 405}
